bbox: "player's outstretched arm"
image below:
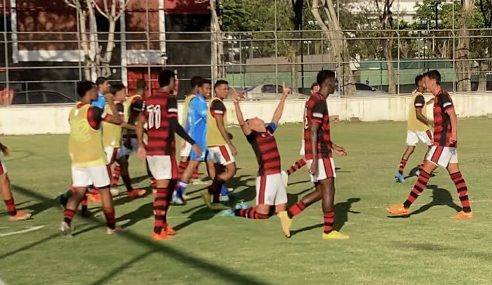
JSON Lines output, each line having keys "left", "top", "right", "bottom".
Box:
{"left": 170, "top": 117, "right": 202, "bottom": 157}
{"left": 232, "top": 91, "right": 252, "bottom": 135}
{"left": 271, "top": 82, "right": 290, "bottom": 125}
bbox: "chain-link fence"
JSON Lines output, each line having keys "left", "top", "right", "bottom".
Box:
{"left": 1, "top": 1, "right": 491, "bottom": 104}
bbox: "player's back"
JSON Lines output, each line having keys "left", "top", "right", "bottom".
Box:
{"left": 144, "top": 91, "right": 174, "bottom": 155}
{"left": 303, "top": 93, "right": 332, "bottom": 159}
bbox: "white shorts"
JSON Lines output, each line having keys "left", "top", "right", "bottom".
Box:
{"left": 406, "top": 130, "right": 433, "bottom": 146}
{"left": 0, "top": 160, "right": 7, "bottom": 175}
{"left": 71, "top": 165, "right": 110, "bottom": 188}
{"left": 256, "top": 173, "right": 288, "bottom": 206}
{"left": 299, "top": 140, "right": 305, "bottom": 156}
{"left": 426, "top": 146, "right": 458, "bottom": 168}
{"left": 104, "top": 147, "right": 119, "bottom": 164}
{"left": 117, "top": 138, "right": 139, "bottom": 159}
{"left": 146, "top": 155, "right": 178, "bottom": 180}
{"left": 180, "top": 142, "right": 192, "bottom": 157}
{"left": 208, "top": 145, "right": 235, "bottom": 165}
{"left": 306, "top": 158, "right": 336, "bottom": 182}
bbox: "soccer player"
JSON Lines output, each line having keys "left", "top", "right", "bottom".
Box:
{"left": 104, "top": 83, "right": 146, "bottom": 198}
{"left": 279, "top": 70, "right": 349, "bottom": 240}
{"left": 202, "top": 80, "right": 238, "bottom": 210}
{"left": 178, "top": 76, "right": 203, "bottom": 179}
{"left": 281, "top": 83, "right": 320, "bottom": 186}
{"left": 60, "top": 81, "right": 122, "bottom": 236}
{"left": 0, "top": 142, "right": 32, "bottom": 221}
{"left": 173, "top": 79, "right": 213, "bottom": 205}
{"left": 223, "top": 83, "right": 290, "bottom": 224}
{"left": 92, "top": 76, "right": 110, "bottom": 109}
{"left": 394, "top": 75, "right": 433, "bottom": 183}
{"left": 137, "top": 69, "right": 201, "bottom": 241}
{"left": 387, "top": 70, "right": 473, "bottom": 219}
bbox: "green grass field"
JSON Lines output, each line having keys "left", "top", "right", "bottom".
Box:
{"left": 1, "top": 119, "right": 492, "bottom": 285}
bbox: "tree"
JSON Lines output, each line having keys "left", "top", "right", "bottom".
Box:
{"left": 475, "top": 0, "right": 492, "bottom": 91}
{"left": 455, "top": 0, "right": 473, "bottom": 92}
{"left": 311, "top": 0, "right": 355, "bottom": 96}
{"left": 65, "top": 0, "right": 130, "bottom": 81}
{"left": 374, "top": 0, "right": 396, "bottom": 95}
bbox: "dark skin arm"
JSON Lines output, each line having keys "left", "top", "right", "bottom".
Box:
{"left": 309, "top": 122, "right": 320, "bottom": 174}
{"left": 415, "top": 108, "right": 432, "bottom": 127}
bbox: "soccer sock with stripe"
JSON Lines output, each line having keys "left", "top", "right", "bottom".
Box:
{"left": 103, "top": 207, "right": 116, "bottom": 229}
{"left": 63, "top": 209, "right": 76, "bottom": 226}
{"left": 178, "top": 160, "right": 189, "bottom": 177}
{"left": 234, "top": 208, "right": 271, "bottom": 219}
{"left": 286, "top": 158, "right": 307, "bottom": 176}
{"left": 323, "top": 211, "right": 335, "bottom": 234}
{"left": 4, "top": 198, "right": 17, "bottom": 216}
{"left": 398, "top": 159, "right": 408, "bottom": 175}
{"left": 288, "top": 201, "right": 306, "bottom": 218}
{"left": 153, "top": 187, "right": 171, "bottom": 234}
{"left": 112, "top": 163, "right": 121, "bottom": 183}
{"left": 175, "top": 181, "right": 188, "bottom": 198}
{"left": 450, "top": 172, "right": 472, "bottom": 213}
{"left": 403, "top": 169, "right": 431, "bottom": 208}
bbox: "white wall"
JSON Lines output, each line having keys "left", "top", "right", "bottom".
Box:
{"left": 1, "top": 93, "right": 491, "bottom": 135}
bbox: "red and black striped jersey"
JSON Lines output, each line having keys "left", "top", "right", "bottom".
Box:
{"left": 246, "top": 123, "right": 281, "bottom": 176}
{"left": 433, "top": 90, "right": 456, "bottom": 147}
{"left": 304, "top": 93, "right": 332, "bottom": 159}
{"left": 143, "top": 91, "right": 179, "bottom": 155}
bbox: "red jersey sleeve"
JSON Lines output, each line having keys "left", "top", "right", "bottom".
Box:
{"left": 167, "top": 97, "right": 178, "bottom": 118}
{"left": 210, "top": 100, "right": 226, "bottom": 117}
{"left": 310, "top": 100, "right": 326, "bottom": 124}
{"left": 87, "top": 106, "right": 105, "bottom": 129}
{"left": 414, "top": 94, "right": 425, "bottom": 110}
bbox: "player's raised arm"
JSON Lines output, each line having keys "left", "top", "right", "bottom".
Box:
{"left": 168, "top": 97, "right": 202, "bottom": 157}
{"left": 232, "top": 90, "right": 252, "bottom": 135}
{"left": 271, "top": 82, "right": 290, "bottom": 125}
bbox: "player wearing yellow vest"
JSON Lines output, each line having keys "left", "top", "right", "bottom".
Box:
{"left": 202, "top": 80, "right": 237, "bottom": 209}
{"left": 395, "top": 75, "right": 433, "bottom": 183}
{"left": 60, "top": 81, "right": 123, "bottom": 236}
{"left": 112, "top": 80, "right": 147, "bottom": 199}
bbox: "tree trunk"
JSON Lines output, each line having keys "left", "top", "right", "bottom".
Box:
{"left": 288, "top": 42, "right": 298, "bottom": 94}
{"left": 455, "top": 0, "right": 473, "bottom": 92}
{"left": 210, "top": 0, "right": 225, "bottom": 80}
{"left": 477, "top": 61, "right": 490, "bottom": 92}
{"left": 384, "top": 37, "right": 396, "bottom": 94}
{"left": 311, "top": 0, "right": 355, "bottom": 96}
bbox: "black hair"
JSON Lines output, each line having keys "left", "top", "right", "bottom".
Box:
{"left": 77, "top": 81, "right": 95, "bottom": 98}
{"left": 190, "top": 76, "right": 204, "bottom": 88}
{"left": 423, "top": 70, "right": 441, "bottom": 85}
{"left": 198, "top": 79, "right": 212, "bottom": 87}
{"left": 316, "top": 70, "right": 336, "bottom": 86}
{"left": 158, "top": 69, "right": 176, "bottom": 87}
{"left": 110, "top": 82, "right": 126, "bottom": 95}
{"left": 310, "top": 82, "right": 319, "bottom": 90}
{"left": 414, "top": 74, "right": 424, "bottom": 87}
{"left": 136, "top": 79, "right": 146, "bottom": 90}
{"left": 214, "top": 79, "right": 229, "bottom": 89}
{"left": 95, "top": 77, "right": 108, "bottom": 86}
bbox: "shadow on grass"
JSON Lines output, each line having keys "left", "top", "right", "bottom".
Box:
{"left": 404, "top": 166, "right": 438, "bottom": 180}
{"left": 6, "top": 185, "right": 268, "bottom": 285}
{"left": 291, "top": 198, "right": 360, "bottom": 237}
{"left": 11, "top": 185, "right": 56, "bottom": 217}
{"left": 387, "top": 185, "right": 460, "bottom": 219}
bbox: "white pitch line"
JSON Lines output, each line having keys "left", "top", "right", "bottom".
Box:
{"left": 0, "top": 225, "right": 46, "bottom": 237}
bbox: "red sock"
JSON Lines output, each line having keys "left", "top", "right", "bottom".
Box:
{"left": 178, "top": 160, "right": 189, "bottom": 177}
{"left": 80, "top": 193, "right": 88, "bottom": 213}
{"left": 112, "top": 164, "right": 121, "bottom": 184}
{"left": 286, "top": 158, "right": 307, "bottom": 175}
{"left": 398, "top": 159, "right": 408, "bottom": 175}
{"left": 64, "top": 209, "right": 76, "bottom": 225}
{"left": 404, "top": 169, "right": 431, "bottom": 208}
{"left": 153, "top": 187, "right": 171, "bottom": 234}
{"left": 288, "top": 201, "right": 306, "bottom": 218}
{"left": 4, "top": 199, "right": 17, "bottom": 216}
{"left": 192, "top": 167, "right": 199, "bottom": 179}
{"left": 103, "top": 207, "right": 116, "bottom": 229}
{"left": 450, "top": 171, "right": 471, "bottom": 212}
{"left": 323, "top": 211, "right": 335, "bottom": 233}
{"left": 234, "top": 208, "right": 271, "bottom": 219}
